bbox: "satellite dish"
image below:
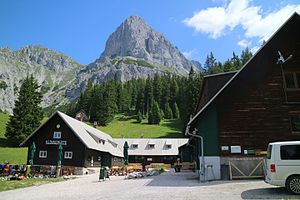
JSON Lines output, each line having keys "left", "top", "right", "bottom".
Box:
{"left": 277, "top": 51, "right": 293, "bottom": 64}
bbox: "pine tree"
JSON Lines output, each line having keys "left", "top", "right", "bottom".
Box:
{"left": 148, "top": 101, "right": 162, "bottom": 124}
{"left": 172, "top": 102, "right": 180, "bottom": 119}
{"left": 164, "top": 103, "right": 173, "bottom": 119}
{"left": 223, "top": 59, "right": 235, "bottom": 72}
{"left": 204, "top": 52, "right": 217, "bottom": 71}
{"left": 130, "top": 78, "right": 138, "bottom": 109}
{"left": 114, "top": 73, "right": 123, "bottom": 113}
{"left": 153, "top": 73, "right": 162, "bottom": 107}
{"left": 181, "top": 74, "right": 202, "bottom": 125}
{"left": 5, "top": 75, "right": 44, "bottom": 146}
{"left": 170, "top": 77, "right": 179, "bottom": 106}
{"left": 135, "top": 79, "right": 146, "bottom": 114}
{"left": 144, "top": 76, "right": 153, "bottom": 114}
{"left": 189, "top": 66, "right": 195, "bottom": 77}
{"left": 136, "top": 111, "right": 142, "bottom": 123}
{"left": 231, "top": 51, "right": 241, "bottom": 69}
{"left": 241, "top": 47, "right": 253, "bottom": 65}
{"left": 97, "top": 82, "right": 117, "bottom": 126}
{"left": 160, "top": 75, "right": 170, "bottom": 112}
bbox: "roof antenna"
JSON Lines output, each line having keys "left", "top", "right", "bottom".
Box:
{"left": 277, "top": 51, "right": 293, "bottom": 64}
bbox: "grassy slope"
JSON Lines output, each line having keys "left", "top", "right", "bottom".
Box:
{"left": 0, "top": 113, "right": 27, "bottom": 164}
{"left": 0, "top": 147, "right": 27, "bottom": 164}
{"left": 0, "top": 112, "right": 9, "bottom": 139}
{"left": 0, "top": 178, "right": 64, "bottom": 192}
{"left": 97, "top": 115, "right": 184, "bottom": 138}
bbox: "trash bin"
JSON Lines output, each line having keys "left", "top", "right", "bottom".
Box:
{"left": 221, "top": 164, "right": 229, "bottom": 180}
{"left": 104, "top": 167, "right": 109, "bottom": 180}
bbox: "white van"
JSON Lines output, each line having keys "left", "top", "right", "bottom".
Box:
{"left": 265, "top": 141, "right": 300, "bottom": 194}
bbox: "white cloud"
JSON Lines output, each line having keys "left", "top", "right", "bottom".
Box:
{"left": 243, "top": 5, "right": 300, "bottom": 41}
{"left": 237, "top": 39, "right": 251, "bottom": 48}
{"left": 183, "top": 49, "right": 197, "bottom": 59}
{"left": 183, "top": 0, "right": 300, "bottom": 42}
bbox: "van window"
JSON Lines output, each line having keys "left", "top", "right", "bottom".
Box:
{"left": 280, "top": 145, "right": 300, "bottom": 160}
{"left": 267, "top": 145, "right": 272, "bottom": 159}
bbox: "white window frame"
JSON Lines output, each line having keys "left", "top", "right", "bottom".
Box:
{"left": 64, "top": 151, "right": 73, "bottom": 159}
{"left": 53, "top": 131, "right": 61, "bottom": 139}
{"left": 39, "top": 150, "right": 47, "bottom": 158}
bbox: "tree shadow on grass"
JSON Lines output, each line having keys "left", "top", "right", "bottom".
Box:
{"left": 162, "top": 119, "right": 183, "bottom": 130}
{"left": 0, "top": 138, "right": 8, "bottom": 147}
{"left": 116, "top": 114, "right": 137, "bottom": 122}
{"left": 159, "top": 119, "right": 185, "bottom": 138}
{"left": 158, "top": 132, "right": 185, "bottom": 138}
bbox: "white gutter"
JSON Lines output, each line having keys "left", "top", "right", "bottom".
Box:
{"left": 185, "top": 125, "right": 205, "bottom": 182}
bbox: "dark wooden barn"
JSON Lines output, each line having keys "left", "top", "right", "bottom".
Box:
{"left": 20, "top": 111, "right": 123, "bottom": 170}
{"left": 186, "top": 13, "right": 300, "bottom": 180}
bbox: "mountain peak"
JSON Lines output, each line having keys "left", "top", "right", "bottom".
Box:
{"left": 124, "top": 16, "right": 145, "bottom": 24}
{"left": 99, "top": 16, "right": 196, "bottom": 72}
{"left": 122, "top": 16, "right": 150, "bottom": 30}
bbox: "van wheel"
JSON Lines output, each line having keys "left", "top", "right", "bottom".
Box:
{"left": 286, "top": 175, "right": 300, "bottom": 194}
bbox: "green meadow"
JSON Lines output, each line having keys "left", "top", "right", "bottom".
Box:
{"left": 97, "top": 114, "right": 184, "bottom": 138}
{"left": 0, "top": 113, "right": 27, "bottom": 164}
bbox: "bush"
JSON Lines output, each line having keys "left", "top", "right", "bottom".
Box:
{"left": 136, "top": 111, "right": 142, "bottom": 123}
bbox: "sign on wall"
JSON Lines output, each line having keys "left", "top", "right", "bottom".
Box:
{"left": 230, "top": 146, "right": 241, "bottom": 154}
{"left": 221, "top": 146, "right": 229, "bottom": 151}
{"left": 45, "top": 140, "right": 67, "bottom": 145}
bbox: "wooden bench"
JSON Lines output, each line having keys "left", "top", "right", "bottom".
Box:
{"left": 177, "top": 162, "right": 196, "bottom": 170}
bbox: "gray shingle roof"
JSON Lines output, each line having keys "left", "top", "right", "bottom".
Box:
{"left": 57, "top": 112, "right": 123, "bottom": 157}
{"left": 114, "top": 138, "right": 188, "bottom": 156}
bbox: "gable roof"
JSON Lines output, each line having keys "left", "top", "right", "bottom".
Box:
{"left": 188, "top": 12, "right": 300, "bottom": 128}
{"left": 114, "top": 138, "right": 188, "bottom": 156}
{"left": 195, "top": 71, "right": 237, "bottom": 113}
{"left": 20, "top": 111, "right": 123, "bottom": 157}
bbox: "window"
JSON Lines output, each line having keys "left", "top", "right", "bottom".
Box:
{"left": 64, "top": 151, "right": 73, "bottom": 159}
{"left": 166, "top": 144, "right": 172, "bottom": 149}
{"left": 99, "top": 139, "right": 105, "bottom": 144}
{"left": 280, "top": 145, "right": 300, "bottom": 160}
{"left": 149, "top": 144, "right": 155, "bottom": 148}
{"left": 53, "top": 131, "right": 61, "bottom": 139}
{"left": 39, "top": 151, "right": 47, "bottom": 158}
{"left": 284, "top": 72, "right": 300, "bottom": 89}
{"left": 135, "top": 156, "right": 144, "bottom": 162}
{"left": 267, "top": 145, "right": 272, "bottom": 159}
{"left": 132, "top": 144, "right": 138, "bottom": 148}
{"left": 291, "top": 116, "right": 300, "bottom": 132}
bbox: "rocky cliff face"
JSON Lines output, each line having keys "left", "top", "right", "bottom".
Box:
{"left": 101, "top": 16, "right": 195, "bottom": 72}
{"left": 0, "top": 46, "right": 82, "bottom": 113}
{"left": 66, "top": 16, "right": 201, "bottom": 99}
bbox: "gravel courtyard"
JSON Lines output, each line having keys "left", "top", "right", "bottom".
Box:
{"left": 1, "top": 170, "right": 298, "bottom": 200}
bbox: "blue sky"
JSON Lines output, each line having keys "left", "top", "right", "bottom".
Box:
{"left": 1, "top": 0, "right": 300, "bottom": 65}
